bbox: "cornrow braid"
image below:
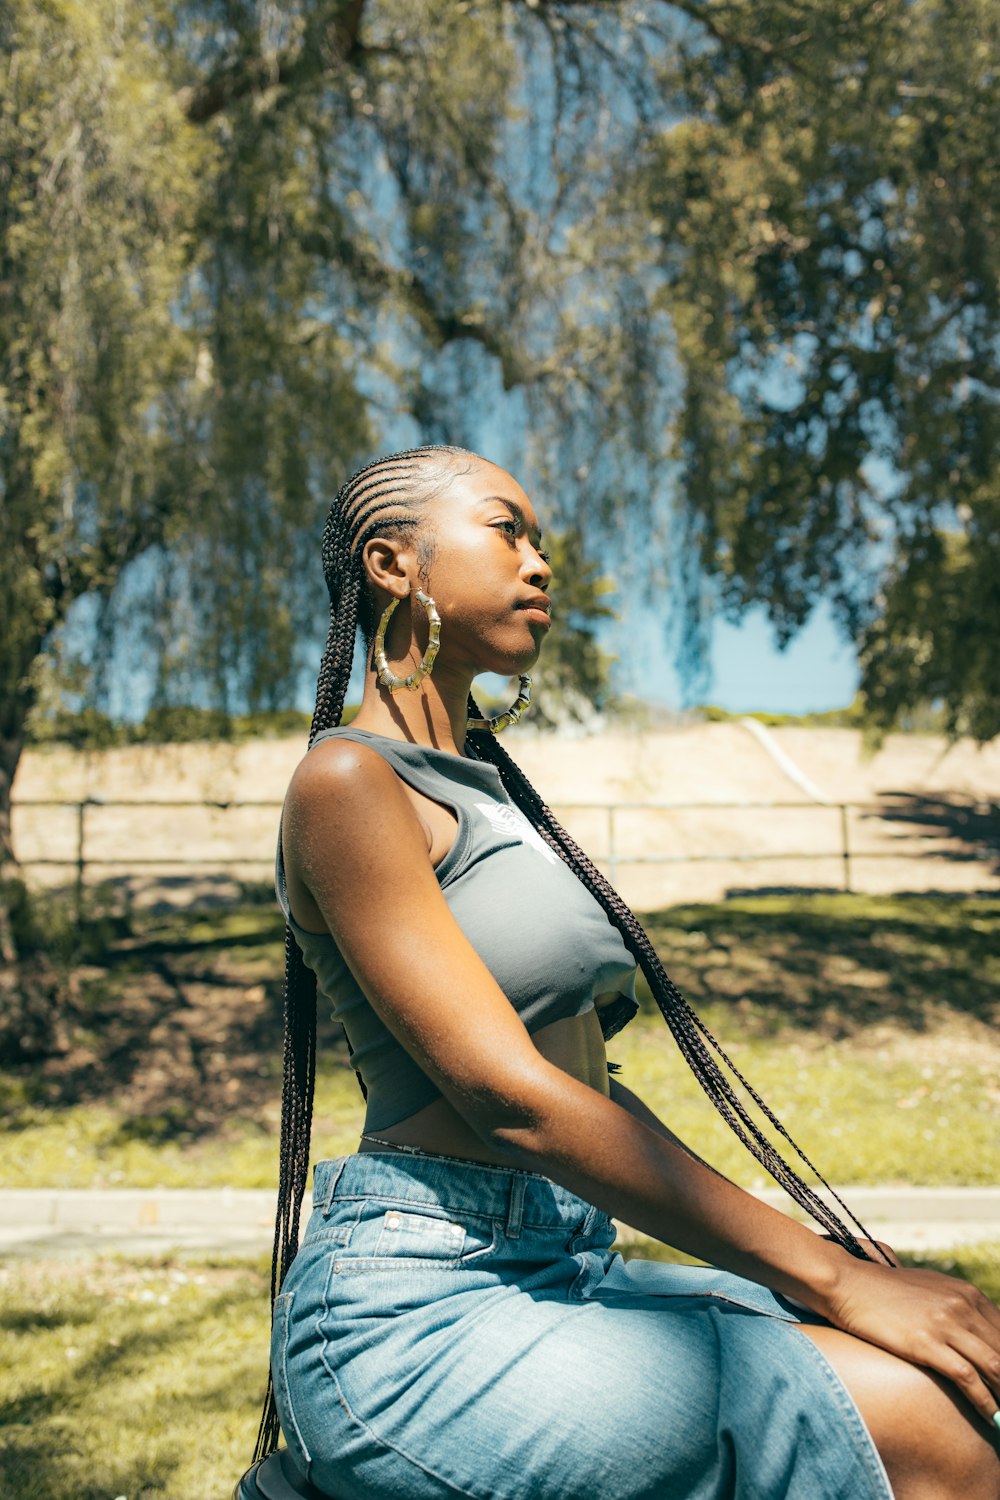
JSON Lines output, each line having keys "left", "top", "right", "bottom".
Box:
{"left": 253, "top": 444, "right": 474, "bottom": 1460}
{"left": 253, "top": 445, "right": 887, "bottom": 1463}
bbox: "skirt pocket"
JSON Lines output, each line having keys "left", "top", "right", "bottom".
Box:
{"left": 337, "top": 1205, "right": 499, "bottom": 1272}
{"left": 374, "top": 1208, "right": 469, "bottom": 1259}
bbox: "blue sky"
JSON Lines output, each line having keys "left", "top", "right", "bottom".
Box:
{"left": 626, "top": 598, "right": 860, "bottom": 714}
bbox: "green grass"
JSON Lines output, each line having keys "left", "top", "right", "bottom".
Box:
{"left": 3, "top": 1009, "right": 996, "bottom": 1189}
{"left": 0, "top": 1069, "right": 363, "bottom": 1189}
{"left": 0, "top": 1257, "right": 270, "bottom": 1500}
{"left": 1, "top": 892, "right": 997, "bottom": 1189}
{"left": 610, "top": 1018, "right": 999, "bottom": 1188}
{"left": 2, "top": 1243, "right": 999, "bottom": 1500}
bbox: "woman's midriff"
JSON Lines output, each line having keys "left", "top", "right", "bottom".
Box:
{"left": 357, "top": 1004, "right": 613, "bottom": 1168}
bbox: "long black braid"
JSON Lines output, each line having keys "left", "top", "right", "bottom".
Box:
{"left": 253, "top": 445, "right": 472, "bottom": 1458}
{"left": 253, "top": 444, "right": 887, "bottom": 1461}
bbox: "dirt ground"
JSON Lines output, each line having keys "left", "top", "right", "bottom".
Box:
{"left": 13, "top": 720, "right": 1000, "bottom": 909}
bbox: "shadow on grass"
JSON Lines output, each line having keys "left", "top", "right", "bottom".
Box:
{"left": 0, "top": 1271, "right": 267, "bottom": 1500}
{"left": 0, "top": 894, "right": 349, "bottom": 1137}
{"left": 0, "top": 1306, "right": 90, "bottom": 1334}
{"left": 4, "top": 890, "right": 998, "bottom": 1142}
{"left": 870, "top": 793, "right": 1000, "bottom": 873}
{"left": 0, "top": 1442, "right": 180, "bottom": 1500}
{"left": 633, "top": 892, "right": 1000, "bottom": 1039}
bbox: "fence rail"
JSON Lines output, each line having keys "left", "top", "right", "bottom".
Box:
{"left": 11, "top": 793, "right": 974, "bottom": 910}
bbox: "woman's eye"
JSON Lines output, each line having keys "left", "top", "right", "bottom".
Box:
{"left": 494, "top": 519, "right": 550, "bottom": 566}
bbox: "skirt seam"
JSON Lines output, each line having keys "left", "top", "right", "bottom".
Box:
{"left": 788, "top": 1324, "right": 896, "bottom": 1499}
{"left": 317, "top": 1261, "right": 499, "bottom": 1500}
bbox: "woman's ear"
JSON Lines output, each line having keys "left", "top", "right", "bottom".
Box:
{"left": 361, "top": 536, "right": 413, "bottom": 600}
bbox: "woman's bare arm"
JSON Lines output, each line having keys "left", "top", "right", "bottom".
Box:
{"left": 284, "top": 740, "right": 1000, "bottom": 1428}
{"left": 607, "top": 1075, "right": 713, "bottom": 1169}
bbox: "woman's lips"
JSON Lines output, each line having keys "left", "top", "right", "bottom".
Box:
{"left": 520, "top": 607, "right": 552, "bottom": 627}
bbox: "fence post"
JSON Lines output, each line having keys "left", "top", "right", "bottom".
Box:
{"left": 75, "top": 800, "right": 87, "bottom": 920}
{"left": 839, "top": 803, "right": 852, "bottom": 893}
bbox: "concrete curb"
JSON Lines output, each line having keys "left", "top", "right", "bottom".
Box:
{"left": 1, "top": 1186, "right": 998, "bottom": 1259}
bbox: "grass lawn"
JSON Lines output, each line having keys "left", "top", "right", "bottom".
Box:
{"left": 2, "top": 892, "right": 997, "bottom": 1190}
{"left": 2, "top": 891, "right": 996, "bottom": 1499}
{"left": 1, "top": 1241, "right": 999, "bottom": 1500}
{"left": 0, "top": 1256, "right": 269, "bottom": 1500}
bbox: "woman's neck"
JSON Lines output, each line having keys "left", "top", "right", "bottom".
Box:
{"left": 350, "top": 672, "right": 473, "bottom": 758}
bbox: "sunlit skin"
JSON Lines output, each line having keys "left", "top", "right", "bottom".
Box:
{"left": 281, "top": 454, "right": 1000, "bottom": 1500}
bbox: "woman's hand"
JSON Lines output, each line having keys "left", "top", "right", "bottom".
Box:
{"left": 821, "top": 1232, "right": 901, "bottom": 1267}
{"left": 823, "top": 1255, "right": 1000, "bottom": 1427}
{"left": 286, "top": 738, "right": 1000, "bottom": 1438}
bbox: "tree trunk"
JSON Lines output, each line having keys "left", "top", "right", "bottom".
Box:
{"left": 0, "top": 686, "right": 76, "bottom": 1066}
{"left": 0, "top": 725, "right": 25, "bottom": 964}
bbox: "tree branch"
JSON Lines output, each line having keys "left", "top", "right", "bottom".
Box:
{"left": 299, "top": 207, "right": 542, "bottom": 388}
{"left": 177, "top": 0, "right": 368, "bottom": 125}
{"left": 510, "top": 0, "right": 814, "bottom": 66}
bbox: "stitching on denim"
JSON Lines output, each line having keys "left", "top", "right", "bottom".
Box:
{"left": 300, "top": 1199, "right": 363, "bottom": 1249}
{"left": 789, "top": 1325, "right": 896, "bottom": 1498}
{"left": 317, "top": 1156, "right": 349, "bottom": 1215}
{"left": 327, "top": 1153, "right": 555, "bottom": 1184}
{"left": 325, "top": 1190, "right": 591, "bottom": 1235}
{"left": 504, "top": 1173, "right": 525, "bottom": 1239}
{"left": 696, "top": 1288, "right": 800, "bottom": 1322}
{"left": 271, "top": 1292, "right": 313, "bottom": 1469}
{"left": 317, "top": 1190, "right": 510, "bottom": 1228}
{"left": 373, "top": 1209, "right": 467, "bottom": 1260}
{"left": 300, "top": 1228, "right": 360, "bottom": 1249}
{"left": 330, "top": 1258, "right": 472, "bottom": 1273}
{"left": 317, "top": 1264, "right": 497, "bottom": 1498}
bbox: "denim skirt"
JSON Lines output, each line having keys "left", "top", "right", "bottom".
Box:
{"left": 271, "top": 1151, "right": 894, "bottom": 1500}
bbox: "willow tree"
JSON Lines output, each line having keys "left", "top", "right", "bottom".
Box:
{"left": 5, "top": 0, "right": 1000, "bottom": 978}
{"left": 641, "top": 0, "right": 1000, "bottom": 739}
{"left": 0, "top": 0, "right": 668, "bottom": 967}
{"left": 1, "top": 0, "right": 209, "bottom": 962}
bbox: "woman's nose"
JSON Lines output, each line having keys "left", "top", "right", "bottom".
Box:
{"left": 524, "top": 549, "right": 553, "bottom": 588}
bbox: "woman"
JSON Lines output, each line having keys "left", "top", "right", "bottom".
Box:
{"left": 237, "top": 445, "right": 1000, "bottom": 1500}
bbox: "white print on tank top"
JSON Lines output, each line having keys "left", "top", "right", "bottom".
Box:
{"left": 473, "top": 799, "right": 560, "bottom": 865}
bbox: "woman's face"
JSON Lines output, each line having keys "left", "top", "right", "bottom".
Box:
{"left": 372, "top": 457, "right": 555, "bottom": 681}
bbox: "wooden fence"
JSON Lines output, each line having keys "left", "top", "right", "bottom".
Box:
{"left": 14, "top": 793, "right": 996, "bottom": 912}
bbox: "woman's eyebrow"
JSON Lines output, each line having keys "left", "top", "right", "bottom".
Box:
{"left": 478, "top": 495, "right": 544, "bottom": 547}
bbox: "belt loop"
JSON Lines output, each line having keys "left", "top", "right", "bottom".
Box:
{"left": 505, "top": 1173, "right": 525, "bottom": 1239}
{"left": 320, "top": 1156, "right": 348, "bottom": 1216}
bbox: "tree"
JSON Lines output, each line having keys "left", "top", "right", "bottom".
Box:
{"left": 5, "top": 0, "right": 1000, "bottom": 975}
{"left": 0, "top": 0, "right": 670, "bottom": 963}
{"left": 0, "top": 0, "right": 209, "bottom": 959}
{"left": 639, "top": 0, "right": 1000, "bottom": 738}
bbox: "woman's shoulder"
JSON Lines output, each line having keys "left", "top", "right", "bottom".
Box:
{"left": 281, "top": 726, "right": 410, "bottom": 834}
{"left": 285, "top": 731, "right": 401, "bottom": 816}
{"left": 281, "top": 733, "right": 435, "bottom": 919}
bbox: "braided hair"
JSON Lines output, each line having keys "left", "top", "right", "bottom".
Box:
{"left": 253, "top": 444, "right": 885, "bottom": 1459}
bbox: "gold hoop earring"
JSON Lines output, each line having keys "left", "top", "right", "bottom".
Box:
{"left": 374, "top": 588, "right": 441, "bottom": 692}
{"left": 467, "top": 675, "right": 532, "bottom": 734}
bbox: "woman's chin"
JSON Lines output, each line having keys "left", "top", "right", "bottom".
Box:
{"left": 477, "top": 647, "right": 543, "bottom": 680}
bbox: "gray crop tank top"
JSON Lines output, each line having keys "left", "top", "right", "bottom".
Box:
{"left": 274, "top": 725, "right": 640, "bottom": 1130}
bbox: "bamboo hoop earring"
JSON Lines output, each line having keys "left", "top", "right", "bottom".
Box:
{"left": 374, "top": 588, "right": 441, "bottom": 692}
{"left": 467, "top": 675, "right": 532, "bottom": 733}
